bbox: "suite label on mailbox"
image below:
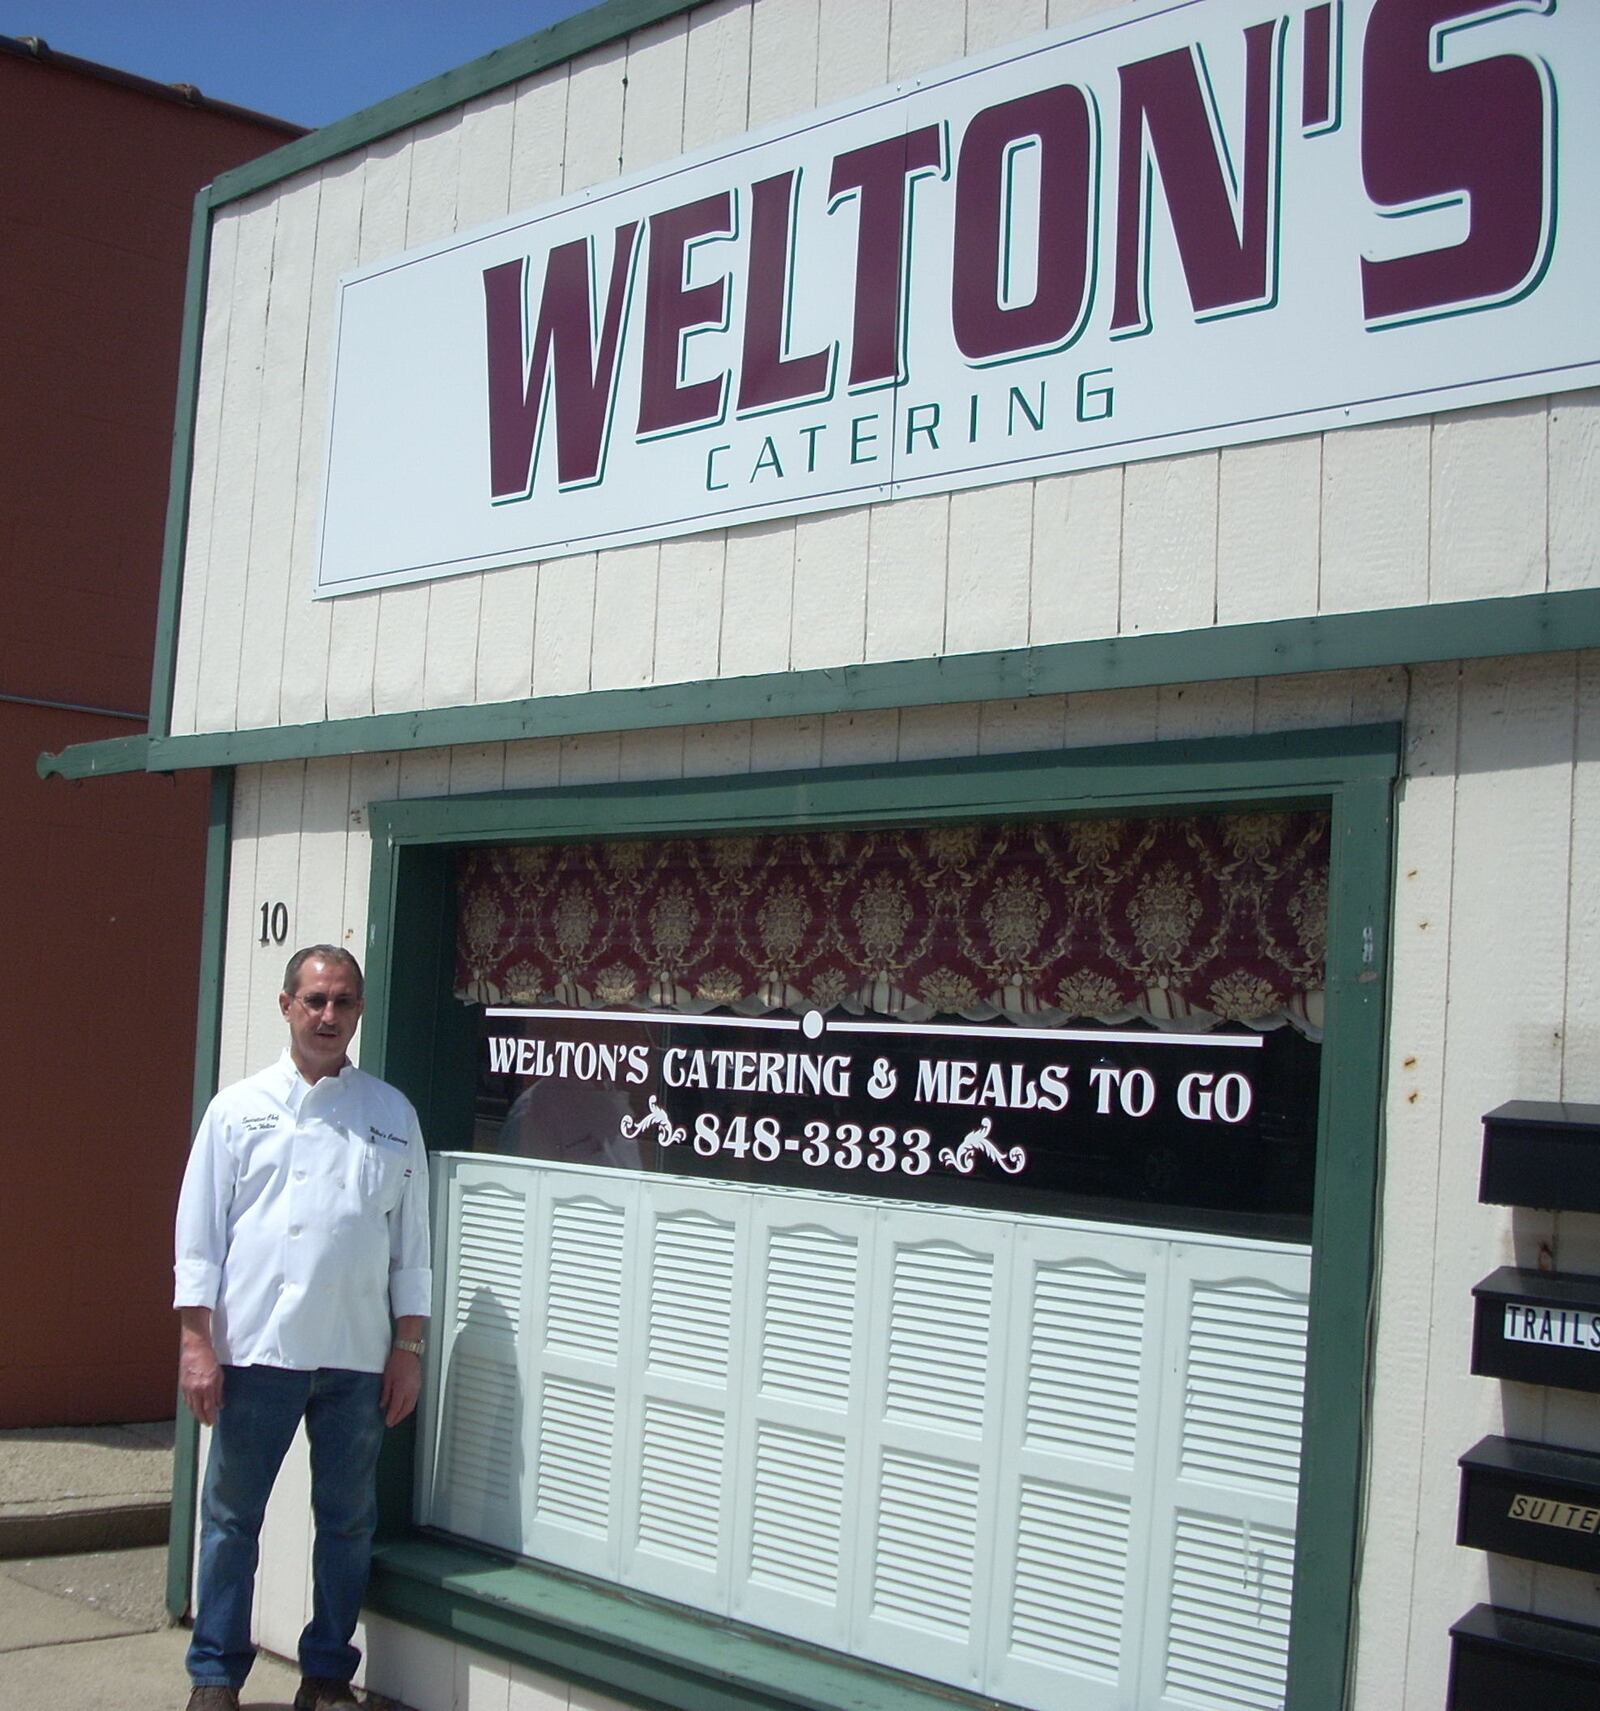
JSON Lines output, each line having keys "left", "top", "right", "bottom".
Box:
{"left": 1507, "top": 1495, "right": 1600, "bottom": 1535}
{"left": 1459, "top": 1437, "right": 1600, "bottom": 1575}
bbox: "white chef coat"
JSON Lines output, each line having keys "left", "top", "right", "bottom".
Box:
{"left": 174, "top": 1050, "right": 432, "bottom": 1372}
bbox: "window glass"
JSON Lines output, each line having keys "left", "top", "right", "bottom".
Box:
{"left": 454, "top": 811, "right": 1326, "bottom": 1238}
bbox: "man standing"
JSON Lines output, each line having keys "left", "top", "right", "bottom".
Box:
{"left": 174, "top": 946, "right": 431, "bottom": 1711}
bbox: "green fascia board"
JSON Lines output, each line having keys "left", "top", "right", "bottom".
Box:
{"left": 43, "top": 587, "right": 1597, "bottom": 783}
{"left": 36, "top": 730, "right": 150, "bottom": 778}
{"left": 205, "top": 0, "right": 705, "bottom": 211}
{"left": 370, "top": 722, "right": 1401, "bottom": 846}
{"left": 147, "top": 194, "right": 215, "bottom": 744}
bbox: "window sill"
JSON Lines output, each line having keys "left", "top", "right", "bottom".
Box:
{"left": 368, "top": 1534, "right": 1019, "bottom": 1711}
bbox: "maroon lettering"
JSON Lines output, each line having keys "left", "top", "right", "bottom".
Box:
{"left": 829, "top": 125, "right": 945, "bottom": 388}
{"left": 1302, "top": 3, "right": 1334, "bottom": 131}
{"left": 953, "top": 85, "right": 1096, "bottom": 363}
{"left": 1112, "top": 20, "right": 1284, "bottom": 333}
{"left": 483, "top": 225, "right": 641, "bottom": 496}
{"left": 1360, "top": 0, "right": 1551, "bottom": 324}
{"left": 638, "top": 193, "right": 735, "bottom": 435}
{"left": 738, "top": 171, "right": 832, "bottom": 412}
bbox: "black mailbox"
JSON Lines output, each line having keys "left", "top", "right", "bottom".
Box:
{"left": 1458, "top": 1436, "right": 1600, "bottom": 1572}
{"left": 1480, "top": 1099, "right": 1600, "bottom": 1210}
{"left": 1448, "top": 1604, "right": 1600, "bottom": 1709}
{"left": 1471, "top": 1266, "right": 1600, "bottom": 1394}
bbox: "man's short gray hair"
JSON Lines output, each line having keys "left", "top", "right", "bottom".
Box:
{"left": 282, "top": 944, "right": 365, "bottom": 997}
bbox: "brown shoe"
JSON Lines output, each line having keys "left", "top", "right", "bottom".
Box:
{"left": 186, "top": 1690, "right": 240, "bottom": 1711}
{"left": 294, "top": 1679, "right": 362, "bottom": 1710}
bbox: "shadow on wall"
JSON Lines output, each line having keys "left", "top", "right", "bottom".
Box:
{"left": 428, "top": 1288, "right": 525, "bottom": 1555}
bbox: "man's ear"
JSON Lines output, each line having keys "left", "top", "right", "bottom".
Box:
{"left": 278, "top": 990, "right": 293, "bottom": 1019}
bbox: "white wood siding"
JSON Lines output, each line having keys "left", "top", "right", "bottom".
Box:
{"left": 174, "top": 3, "right": 1600, "bottom": 1708}
{"left": 165, "top": 0, "right": 1600, "bottom": 741}
{"left": 1355, "top": 652, "right": 1593, "bottom": 1707}
{"left": 207, "top": 653, "right": 1600, "bottom": 1710}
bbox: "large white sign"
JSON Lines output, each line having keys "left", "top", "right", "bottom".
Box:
{"left": 316, "top": 0, "right": 1597, "bottom": 597}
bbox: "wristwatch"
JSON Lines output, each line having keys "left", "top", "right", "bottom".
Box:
{"left": 393, "top": 1337, "right": 426, "bottom": 1357}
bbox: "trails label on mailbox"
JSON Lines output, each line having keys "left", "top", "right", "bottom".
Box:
{"left": 475, "top": 1006, "right": 1319, "bottom": 1234}
{"left": 1502, "top": 1305, "right": 1600, "bottom": 1353}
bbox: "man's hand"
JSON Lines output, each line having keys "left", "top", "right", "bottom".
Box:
{"left": 380, "top": 1346, "right": 422, "bottom": 1427}
{"left": 179, "top": 1308, "right": 224, "bottom": 1427}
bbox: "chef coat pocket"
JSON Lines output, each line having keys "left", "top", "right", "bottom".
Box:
{"left": 358, "top": 1141, "right": 407, "bottom": 1212}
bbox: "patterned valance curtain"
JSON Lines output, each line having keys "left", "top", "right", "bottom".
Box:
{"left": 455, "top": 811, "right": 1329, "bottom": 1035}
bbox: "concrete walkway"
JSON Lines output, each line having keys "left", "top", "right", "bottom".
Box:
{"left": 0, "top": 1424, "right": 406, "bottom": 1709}
{"left": 0, "top": 1421, "right": 175, "bottom": 1557}
{"left": 0, "top": 1542, "right": 304, "bottom": 1709}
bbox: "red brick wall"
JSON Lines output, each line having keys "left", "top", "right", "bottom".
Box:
{"left": 0, "top": 52, "right": 296, "bottom": 1425}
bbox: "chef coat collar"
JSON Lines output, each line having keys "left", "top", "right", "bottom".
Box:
{"left": 272, "top": 1047, "right": 355, "bottom": 1112}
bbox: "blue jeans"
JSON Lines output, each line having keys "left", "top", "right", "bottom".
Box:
{"left": 187, "top": 1365, "right": 385, "bottom": 1690}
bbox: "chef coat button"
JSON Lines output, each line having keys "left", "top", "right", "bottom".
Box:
{"left": 294, "top": 1169, "right": 308, "bottom": 1181}
{"left": 289, "top": 1225, "right": 301, "bottom": 1238}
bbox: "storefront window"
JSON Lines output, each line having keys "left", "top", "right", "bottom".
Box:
{"left": 419, "top": 810, "right": 1327, "bottom": 1710}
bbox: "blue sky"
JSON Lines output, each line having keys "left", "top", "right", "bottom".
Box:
{"left": 0, "top": 2, "right": 594, "bottom": 128}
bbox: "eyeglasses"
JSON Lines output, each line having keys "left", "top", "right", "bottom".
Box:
{"left": 294, "top": 992, "right": 360, "bottom": 1013}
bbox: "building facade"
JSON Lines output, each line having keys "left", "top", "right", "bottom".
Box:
{"left": 42, "top": 0, "right": 1600, "bottom": 1704}
{"left": 4, "top": 36, "right": 301, "bottom": 1426}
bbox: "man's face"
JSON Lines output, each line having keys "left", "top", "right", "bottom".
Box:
{"left": 280, "top": 955, "right": 364, "bottom": 1081}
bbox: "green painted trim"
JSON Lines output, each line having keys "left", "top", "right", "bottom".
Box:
{"left": 147, "top": 190, "right": 217, "bottom": 745}
{"left": 357, "top": 726, "right": 1398, "bottom": 1711}
{"left": 1285, "top": 773, "right": 1394, "bottom": 1707}
{"left": 205, "top": 0, "right": 705, "bottom": 211}
{"left": 36, "top": 731, "right": 149, "bottom": 779}
{"left": 371, "top": 723, "right": 1399, "bottom": 848}
{"left": 368, "top": 1536, "right": 985, "bottom": 1711}
{"left": 166, "top": 767, "right": 234, "bottom": 1623}
{"left": 40, "top": 587, "right": 1599, "bottom": 783}
{"left": 361, "top": 841, "right": 479, "bottom": 1537}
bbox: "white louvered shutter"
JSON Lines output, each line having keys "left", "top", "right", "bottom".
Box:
{"left": 421, "top": 1157, "right": 1311, "bottom": 1711}
{"left": 985, "top": 1225, "right": 1169, "bottom": 1711}
{"left": 422, "top": 1163, "right": 532, "bottom": 1553}
{"left": 851, "top": 1215, "right": 1013, "bottom": 1691}
{"left": 523, "top": 1175, "right": 637, "bottom": 1575}
{"left": 730, "top": 1203, "right": 873, "bottom": 1650}
{"left": 619, "top": 1184, "right": 752, "bottom": 1607}
{"left": 1139, "top": 1243, "right": 1311, "bottom": 1711}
